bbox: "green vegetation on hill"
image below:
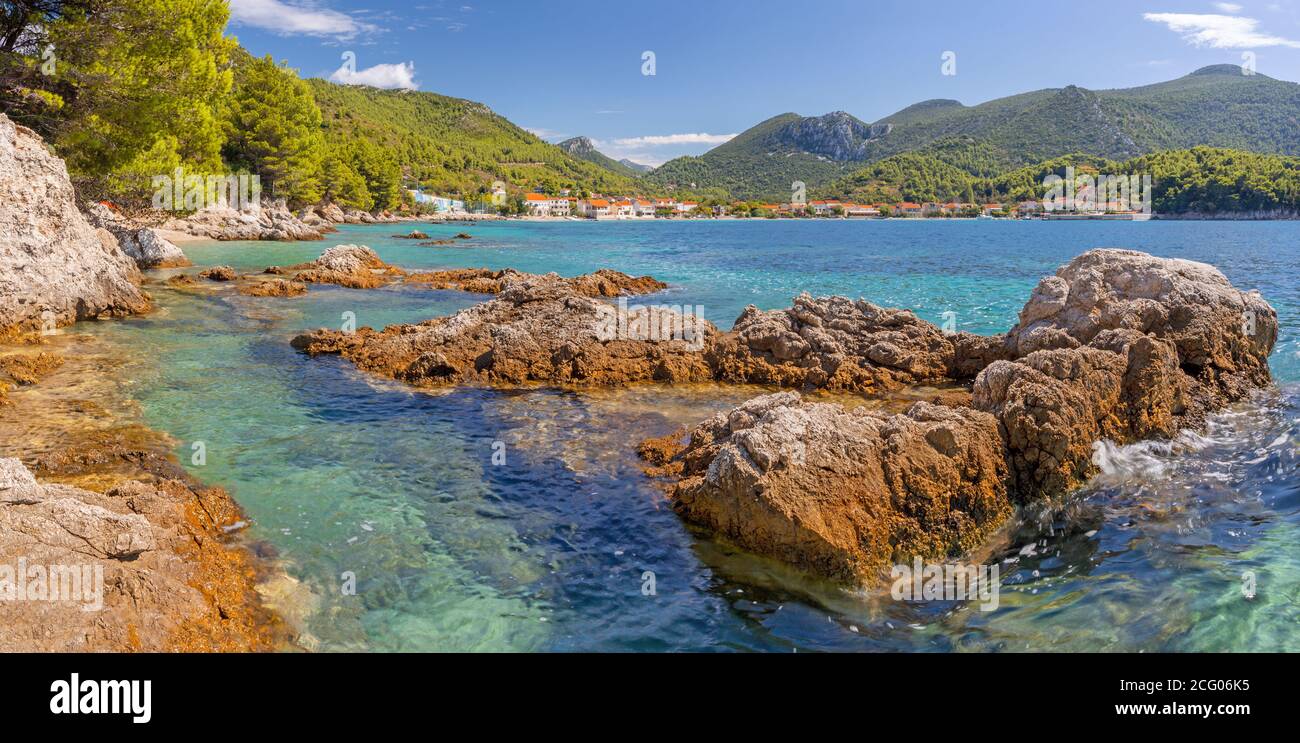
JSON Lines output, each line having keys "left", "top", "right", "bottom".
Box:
{"left": 822, "top": 143, "right": 1300, "bottom": 215}
{"left": 0, "top": 1, "right": 642, "bottom": 209}
{"left": 309, "top": 83, "right": 642, "bottom": 202}
{"left": 646, "top": 113, "right": 853, "bottom": 200}
{"left": 557, "top": 136, "right": 647, "bottom": 178}
{"left": 655, "top": 66, "right": 1300, "bottom": 201}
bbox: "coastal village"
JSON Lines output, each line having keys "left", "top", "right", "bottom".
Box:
{"left": 407, "top": 188, "right": 1149, "bottom": 219}
{"left": 516, "top": 193, "right": 1151, "bottom": 219}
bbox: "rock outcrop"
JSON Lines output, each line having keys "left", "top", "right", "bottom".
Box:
{"left": 707, "top": 293, "right": 955, "bottom": 392}
{"left": 406, "top": 267, "right": 667, "bottom": 297}
{"left": 198, "top": 266, "right": 237, "bottom": 282}
{"left": 83, "top": 203, "right": 190, "bottom": 269}
{"left": 641, "top": 249, "right": 1279, "bottom": 583}
{"left": 0, "top": 454, "right": 278, "bottom": 651}
{"left": 289, "top": 244, "right": 398, "bottom": 289}
{"left": 1004, "top": 248, "right": 1276, "bottom": 405}
{"left": 971, "top": 248, "right": 1277, "bottom": 497}
{"left": 649, "top": 393, "right": 1010, "bottom": 582}
{"left": 0, "top": 114, "right": 149, "bottom": 336}
{"left": 162, "top": 199, "right": 323, "bottom": 241}
{"left": 293, "top": 273, "right": 714, "bottom": 387}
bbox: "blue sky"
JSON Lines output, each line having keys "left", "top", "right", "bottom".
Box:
{"left": 227, "top": 0, "right": 1300, "bottom": 166}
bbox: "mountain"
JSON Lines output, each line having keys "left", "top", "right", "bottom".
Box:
{"left": 307, "top": 82, "right": 641, "bottom": 197}
{"left": 619, "top": 158, "right": 653, "bottom": 174}
{"left": 557, "top": 136, "right": 648, "bottom": 178}
{"left": 649, "top": 66, "right": 1300, "bottom": 200}
{"left": 645, "top": 112, "right": 867, "bottom": 200}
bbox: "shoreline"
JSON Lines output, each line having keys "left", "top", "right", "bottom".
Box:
{"left": 0, "top": 328, "right": 306, "bottom": 651}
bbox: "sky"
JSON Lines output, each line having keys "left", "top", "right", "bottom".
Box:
{"left": 226, "top": 0, "right": 1300, "bottom": 166}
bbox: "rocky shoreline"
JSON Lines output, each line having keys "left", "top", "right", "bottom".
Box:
{"left": 0, "top": 105, "right": 1285, "bottom": 640}
{"left": 291, "top": 247, "right": 1279, "bottom": 584}
{"left": 0, "top": 334, "right": 292, "bottom": 651}
{"left": 1, "top": 113, "right": 295, "bottom": 650}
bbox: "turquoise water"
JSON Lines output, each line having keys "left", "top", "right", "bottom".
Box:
{"left": 87, "top": 219, "right": 1300, "bottom": 651}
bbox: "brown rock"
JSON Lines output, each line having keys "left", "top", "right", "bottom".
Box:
{"left": 404, "top": 267, "right": 667, "bottom": 297}
{"left": 293, "top": 274, "right": 714, "bottom": 387}
{"left": 648, "top": 393, "right": 1010, "bottom": 583}
{"left": 707, "top": 293, "right": 955, "bottom": 393}
{"left": 239, "top": 279, "right": 308, "bottom": 298}
{"left": 0, "top": 456, "right": 279, "bottom": 651}
{"left": 198, "top": 266, "right": 237, "bottom": 282}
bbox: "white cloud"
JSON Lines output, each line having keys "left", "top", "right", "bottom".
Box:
{"left": 1143, "top": 12, "right": 1300, "bottom": 47}
{"left": 228, "top": 0, "right": 368, "bottom": 37}
{"left": 1215, "top": 2, "right": 1244, "bottom": 12}
{"left": 610, "top": 133, "right": 738, "bottom": 147}
{"left": 330, "top": 61, "right": 418, "bottom": 90}
{"left": 525, "top": 127, "right": 565, "bottom": 141}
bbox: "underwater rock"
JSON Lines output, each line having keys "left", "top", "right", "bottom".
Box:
{"left": 239, "top": 279, "right": 308, "bottom": 297}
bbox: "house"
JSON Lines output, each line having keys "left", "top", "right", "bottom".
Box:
{"left": 843, "top": 203, "right": 879, "bottom": 218}
{"left": 810, "top": 200, "right": 843, "bottom": 216}
{"left": 614, "top": 200, "right": 636, "bottom": 218}
{"left": 633, "top": 198, "right": 657, "bottom": 218}
{"left": 896, "top": 202, "right": 924, "bottom": 217}
{"left": 524, "top": 193, "right": 573, "bottom": 217}
{"left": 579, "top": 198, "right": 611, "bottom": 218}
{"left": 677, "top": 201, "right": 698, "bottom": 215}
{"left": 524, "top": 193, "right": 552, "bottom": 216}
{"left": 981, "top": 203, "right": 1003, "bottom": 216}
{"left": 1018, "top": 200, "right": 1041, "bottom": 217}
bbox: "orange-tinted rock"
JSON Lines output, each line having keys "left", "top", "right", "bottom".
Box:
{"left": 239, "top": 279, "right": 308, "bottom": 297}
{"left": 708, "top": 293, "right": 955, "bottom": 392}
{"left": 293, "top": 274, "right": 712, "bottom": 387}
{"left": 648, "top": 393, "right": 1010, "bottom": 583}
{"left": 198, "top": 265, "right": 237, "bottom": 282}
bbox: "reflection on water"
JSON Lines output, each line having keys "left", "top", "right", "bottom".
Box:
{"left": 6, "top": 219, "right": 1298, "bottom": 651}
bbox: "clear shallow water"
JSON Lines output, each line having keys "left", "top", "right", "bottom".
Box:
{"left": 83, "top": 220, "right": 1300, "bottom": 651}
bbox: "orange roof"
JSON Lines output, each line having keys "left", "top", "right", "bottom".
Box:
{"left": 588, "top": 199, "right": 609, "bottom": 207}
{"left": 525, "top": 193, "right": 549, "bottom": 201}
{"left": 898, "top": 202, "right": 921, "bottom": 209}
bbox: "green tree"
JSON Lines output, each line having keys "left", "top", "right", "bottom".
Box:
{"left": 45, "top": 0, "right": 235, "bottom": 197}
{"left": 223, "top": 52, "right": 325, "bottom": 207}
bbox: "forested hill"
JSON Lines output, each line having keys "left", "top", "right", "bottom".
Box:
{"left": 648, "top": 65, "right": 1300, "bottom": 201}
{"left": 0, "top": 0, "right": 640, "bottom": 211}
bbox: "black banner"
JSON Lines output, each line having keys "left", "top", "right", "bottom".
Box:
{"left": 0, "top": 652, "right": 1283, "bottom": 730}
